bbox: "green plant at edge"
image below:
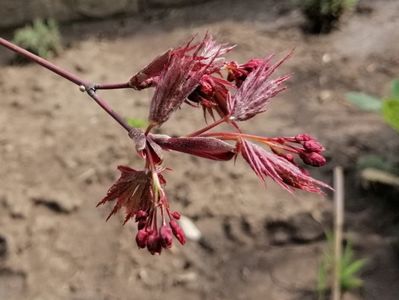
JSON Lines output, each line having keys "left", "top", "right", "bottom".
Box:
{"left": 299, "top": 0, "right": 358, "bottom": 33}
{"left": 13, "top": 19, "right": 61, "bottom": 59}
{"left": 317, "top": 232, "right": 367, "bottom": 300}
{"left": 346, "top": 79, "right": 399, "bottom": 133}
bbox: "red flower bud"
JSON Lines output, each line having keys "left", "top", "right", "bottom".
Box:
{"left": 147, "top": 232, "right": 162, "bottom": 255}
{"left": 299, "top": 151, "right": 326, "bottom": 167}
{"left": 169, "top": 220, "right": 186, "bottom": 245}
{"left": 135, "top": 210, "right": 148, "bottom": 221}
{"left": 137, "top": 220, "right": 146, "bottom": 230}
{"left": 295, "top": 134, "right": 312, "bottom": 142}
{"left": 160, "top": 226, "right": 173, "bottom": 249}
{"left": 303, "top": 140, "right": 325, "bottom": 153}
{"left": 136, "top": 229, "right": 149, "bottom": 249}
{"left": 171, "top": 211, "right": 181, "bottom": 220}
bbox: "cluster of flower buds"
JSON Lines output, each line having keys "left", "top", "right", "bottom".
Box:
{"left": 226, "top": 58, "right": 265, "bottom": 87}
{"left": 97, "top": 33, "right": 331, "bottom": 255}
{"left": 97, "top": 166, "right": 186, "bottom": 254}
{"left": 135, "top": 209, "right": 186, "bottom": 255}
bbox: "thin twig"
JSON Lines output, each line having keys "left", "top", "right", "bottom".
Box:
{"left": 0, "top": 37, "right": 132, "bottom": 133}
{"left": 94, "top": 82, "right": 131, "bottom": 90}
{"left": 333, "top": 166, "right": 344, "bottom": 300}
{"left": 0, "top": 37, "right": 87, "bottom": 86}
{"left": 186, "top": 116, "right": 229, "bottom": 137}
{"left": 86, "top": 88, "right": 132, "bottom": 132}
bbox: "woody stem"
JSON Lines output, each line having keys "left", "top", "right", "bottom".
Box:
{"left": 86, "top": 89, "right": 132, "bottom": 131}
{"left": 0, "top": 37, "right": 132, "bottom": 132}
{"left": 94, "top": 82, "right": 131, "bottom": 90}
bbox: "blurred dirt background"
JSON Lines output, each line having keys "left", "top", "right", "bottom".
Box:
{"left": 1, "top": 0, "right": 399, "bottom": 299}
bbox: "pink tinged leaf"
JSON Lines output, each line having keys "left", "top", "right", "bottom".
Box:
{"left": 195, "top": 33, "right": 235, "bottom": 70}
{"left": 145, "top": 135, "right": 164, "bottom": 165}
{"left": 97, "top": 166, "right": 152, "bottom": 222}
{"left": 148, "top": 54, "right": 205, "bottom": 124}
{"left": 229, "top": 53, "right": 291, "bottom": 121}
{"left": 240, "top": 140, "right": 330, "bottom": 194}
{"left": 152, "top": 136, "right": 236, "bottom": 161}
{"left": 149, "top": 36, "right": 224, "bottom": 125}
{"left": 129, "top": 49, "right": 172, "bottom": 90}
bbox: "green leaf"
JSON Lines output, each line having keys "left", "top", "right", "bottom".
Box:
{"left": 341, "top": 277, "right": 363, "bottom": 290}
{"left": 127, "top": 118, "right": 148, "bottom": 128}
{"left": 341, "top": 242, "right": 354, "bottom": 267}
{"left": 346, "top": 92, "right": 382, "bottom": 111}
{"left": 342, "top": 259, "right": 367, "bottom": 278}
{"left": 391, "top": 79, "right": 399, "bottom": 100}
{"left": 382, "top": 99, "right": 399, "bottom": 132}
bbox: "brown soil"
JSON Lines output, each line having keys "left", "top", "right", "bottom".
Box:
{"left": 1, "top": 0, "right": 399, "bottom": 299}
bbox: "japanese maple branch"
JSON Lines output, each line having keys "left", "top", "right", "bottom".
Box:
{"left": 94, "top": 82, "right": 131, "bottom": 90}
{"left": 0, "top": 37, "right": 132, "bottom": 132}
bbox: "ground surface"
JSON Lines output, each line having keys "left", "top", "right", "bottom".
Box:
{"left": 1, "top": 0, "right": 399, "bottom": 299}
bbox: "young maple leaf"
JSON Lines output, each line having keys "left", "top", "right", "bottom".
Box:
{"left": 228, "top": 54, "right": 291, "bottom": 121}
{"left": 195, "top": 33, "right": 235, "bottom": 71}
{"left": 128, "top": 49, "right": 172, "bottom": 90}
{"left": 96, "top": 166, "right": 152, "bottom": 222}
{"left": 148, "top": 35, "right": 228, "bottom": 125}
{"left": 239, "top": 140, "right": 330, "bottom": 194}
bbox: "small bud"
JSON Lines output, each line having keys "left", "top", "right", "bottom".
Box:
{"left": 135, "top": 210, "right": 148, "bottom": 221}
{"left": 160, "top": 226, "right": 173, "bottom": 249}
{"left": 147, "top": 232, "right": 162, "bottom": 255}
{"left": 79, "top": 85, "right": 86, "bottom": 92}
{"left": 299, "top": 151, "right": 326, "bottom": 167}
{"left": 137, "top": 220, "right": 146, "bottom": 230}
{"left": 295, "top": 134, "right": 312, "bottom": 142}
{"left": 171, "top": 211, "right": 181, "bottom": 220}
{"left": 169, "top": 220, "right": 186, "bottom": 245}
{"left": 303, "top": 140, "right": 324, "bottom": 153}
{"left": 136, "top": 229, "right": 149, "bottom": 249}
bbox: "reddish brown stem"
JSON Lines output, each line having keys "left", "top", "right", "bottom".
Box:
{"left": 94, "top": 82, "right": 131, "bottom": 90}
{"left": 0, "top": 37, "right": 132, "bottom": 133}
{"left": 0, "top": 37, "right": 88, "bottom": 86}
{"left": 186, "top": 116, "right": 229, "bottom": 137}
{"left": 86, "top": 89, "right": 132, "bottom": 132}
